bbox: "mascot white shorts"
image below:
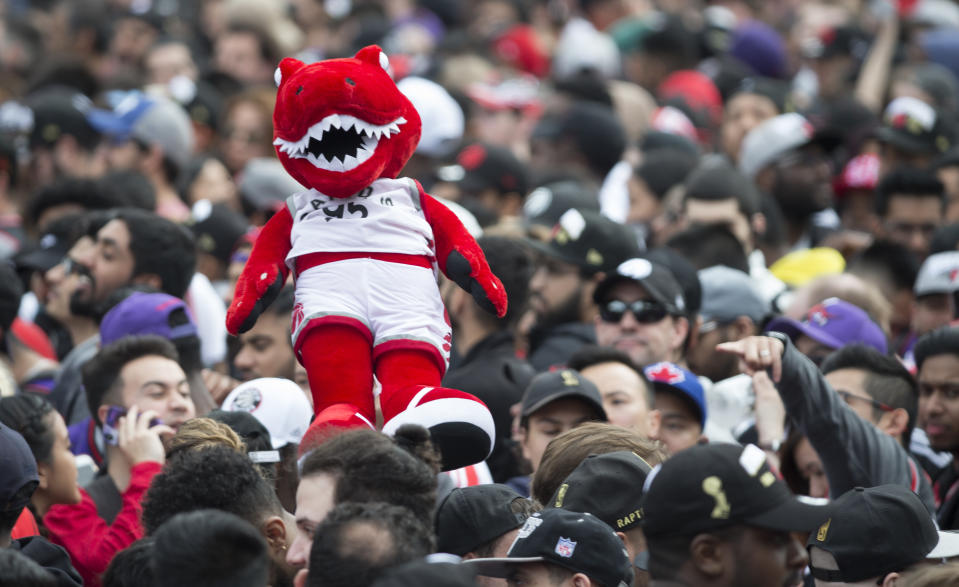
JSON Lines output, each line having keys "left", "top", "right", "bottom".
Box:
{"left": 291, "top": 257, "right": 451, "bottom": 370}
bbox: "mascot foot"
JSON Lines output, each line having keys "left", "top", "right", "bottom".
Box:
{"left": 381, "top": 386, "right": 495, "bottom": 471}
{"left": 298, "top": 403, "right": 375, "bottom": 456}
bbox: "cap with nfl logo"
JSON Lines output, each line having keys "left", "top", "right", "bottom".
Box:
{"left": 641, "top": 443, "right": 832, "bottom": 538}
{"left": 463, "top": 508, "right": 633, "bottom": 587}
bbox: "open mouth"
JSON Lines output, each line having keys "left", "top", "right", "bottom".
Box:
{"left": 274, "top": 113, "right": 406, "bottom": 172}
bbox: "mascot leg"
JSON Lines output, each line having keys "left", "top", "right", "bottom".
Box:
{"left": 377, "top": 347, "right": 495, "bottom": 471}
{"left": 298, "top": 323, "right": 376, "bottom": 450}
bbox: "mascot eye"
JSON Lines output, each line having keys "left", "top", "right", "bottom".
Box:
{"left": 296, "top": 85, "right": 304, "bottom": 95}
{"left": 345, "top": 77, "right": 356, "bottom": 86}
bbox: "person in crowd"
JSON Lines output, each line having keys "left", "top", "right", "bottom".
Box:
{"left": 719, "top": 334, "right": 937, "bottom": 513}
{"left": 302, "top": 502, "right": 434, "bottom": 587}
{"left": 641, "top": 443, "right": 832, "bottom": 586}
{"left": 875, "top": 167, "right": 946, "bottom": 261}
{"left": 593, "top": 258, "right": 689, "bottom": 369}
{"left": 567, "top": 345, "right": 657, "bottom": 437}
{"left": 287, "top": 426, "right": 439, "bottom": 570}
{"left": 0, "top": 389, "right": 169, "bottom": 586}
{"left": 511, "top": 369, "right": 608, "bottom": 496}
{"left": 465, "top": 508, "right": 634, "bottom": 587}
{"left": 915, "top": 327, "right": 959, "bottom": 529}
{"left": 232, "top": 285, "right": 297, "bottom": 383}
{"left": 526, "top": 208, "right": 640, "bottom": 371}
{"left": 643, "top": 362, "right": 707, "bottom": 454}
{"left": 530, "top": 422, "right": 666, "bottom": 507}
{"left": 101, "top": 538, "right": 154, "bottom": 587}
{"left": 435, "top": 485, "right": 537, "bottom": 578}
{"left": 151, "top": 509, "right": 270, "bottom": 587}
{"left": 808, "top": 485, "right": 959, "bottom": 585}
{"left": 141, "top": 445, "right": 296, "bottom": 587}
{"left": 547, "top": 450, "right": 655, "bottom": 587}
{"left": 0, "top": 421, "right": 82, "bottom": 586}
{"left": 442, "top": 236, "right": 536, "bottom": 483}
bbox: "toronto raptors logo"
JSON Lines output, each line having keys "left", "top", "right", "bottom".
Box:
{"left": 644, "top": 362, "right": 685, "bottom": 385}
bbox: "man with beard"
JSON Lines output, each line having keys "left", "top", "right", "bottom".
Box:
{"left": 442, "top": 237, "right": 537, "bottom": 482}
{"left": 527, "top": 208, "right": 640, "bottom": 371}
{"left": 739, "top": 113, "right": 839, "bottom": 251}
{"left": 875, "top": 168, "right": 945, "bottom": 262}
{"left": 49, "top": 208, "right": 196, "bottom": 425}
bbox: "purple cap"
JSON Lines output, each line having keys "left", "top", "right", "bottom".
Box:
{"left": 0, "top": 423, "right": 39, "bottom": 513}
{"left": 643, "top": 362, "right": 707, "bottom": 429}
{"left": 766, "top": 297, "right": 887, "bottom": 354}
{"left": 100, "top": 292, "right": 198, "bottom": 346}
{"left": 730, "top": 21, "right": 787, "bottom": 79}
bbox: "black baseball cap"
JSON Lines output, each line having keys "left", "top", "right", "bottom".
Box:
{"left": 464, "top": 508, "right": 633, "bottom": 587}
{"left": 435, "top": 484, "right": 530, "bottom": 556}
{"left": 27, "top": 89, "right": 101, "bottom": 150}
{"left": 527, "top": 208, "right": 640, "bottom": 274}
{"left": 522, "top": 181, "right": 600, "bottom": 229}
{"left": 520, "top": 369, "right": 607, "bottom": 421}
{"left": 0, "top": 423, "right": 39, "bottom": 514}
{"left": 438, "top": 143, "right": 528, "bottom": 197}
{"left": 641, "top": 443, "right": 832, "bottom": 538}
{"left": 808, "top": 485, "right": 959, "bottom": 582}
{"left": 548, "top": 451, "right": 653, "bottom": 532}
{"left": 189, "top": 200, "right": 250, "bottom": 265}
{"left": 593, "top": 258, "right": 687, "bottom": 315}
{"left": 876, "top": 96, "right": 954, "bottom": 155}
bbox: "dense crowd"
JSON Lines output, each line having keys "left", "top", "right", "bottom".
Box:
{"left": 3, "top": 0, "right": 959, "bottom": 585}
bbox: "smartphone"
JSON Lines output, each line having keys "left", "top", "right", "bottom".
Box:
{"left": 102, "top": 406, "right": 163, "bottom": 446}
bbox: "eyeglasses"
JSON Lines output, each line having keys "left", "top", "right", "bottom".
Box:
{"left": 836, "top": 389, "right": 894, "bottom": 413}
{"left": 599, "top": 299, "right": 669, "bottom": 324}
{"left": 58, "top": 257, "right": 86, "bottom": 277}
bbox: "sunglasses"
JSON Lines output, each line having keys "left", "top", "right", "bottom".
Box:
{"left": 599, "top": 299, "right": 669, "bottom": 324}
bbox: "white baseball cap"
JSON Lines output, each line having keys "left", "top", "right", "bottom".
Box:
{"left": 221, "top": 378, "right": 312, "bottom": 449}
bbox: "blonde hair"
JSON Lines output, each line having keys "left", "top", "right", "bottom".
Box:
{"left": 166, "top": 418, "right": 245, "bottom": 460}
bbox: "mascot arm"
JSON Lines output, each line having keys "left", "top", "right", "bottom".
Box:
{"left": 226, "top": 207, "right": 294, "bottom": 335}
{"left": 421, "top": 188, "right": 507, "bottom": 318}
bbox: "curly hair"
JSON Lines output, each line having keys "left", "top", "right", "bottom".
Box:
{"left": 307, "top": 502, "right": 435, "bottom": 587}
{"left": 0, "top": 393, "right": 56, "bottom": 464}
{"left": 141, "top": 445, "right": 282, "bottom": 535}
{"left": 299, "top": 425, "right": 439, "bottom": 522}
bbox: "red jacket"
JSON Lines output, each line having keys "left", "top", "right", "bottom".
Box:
{"left": 43, "top": 461, "right": 162, "bottom": 587}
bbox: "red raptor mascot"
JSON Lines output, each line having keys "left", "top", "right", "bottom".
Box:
{"left": 226, "top": 46, "right": 506, "bottom": 470}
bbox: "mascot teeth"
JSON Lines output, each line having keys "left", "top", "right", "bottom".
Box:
{"left": 274, "top": 114, "right": 407, "bottom": 172}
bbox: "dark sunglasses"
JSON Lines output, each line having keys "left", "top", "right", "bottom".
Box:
{"left": 599, "top": 299, "right": 669, "bottom": 324}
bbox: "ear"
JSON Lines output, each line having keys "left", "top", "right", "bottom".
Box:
{"left": 275, "top": 58, "right": 305, "bottom": 88}
{"left": 671, "top": 316, "right": 690, "bottom": 354}
{"left": 36, "top": 461, "right": 50, "bottom": 490}
{"left": 294, "top": 568, "right": 309, "bottom": 587}
{"left": 878, "top": 408, "right": 909, "bottom": 440}
{"left": 97, "top": 404, "right": 112, "bottom": 429}
{"left": 354, "top": 45, "right": 389, "bottom": 71}
{"left": 263, "top": 515, "right": 289, "bottom": 555}
{"left": 881, "top": 571, "right": 901, "bottom": 587}
{"left": 571, "top": 573, "right": 592, "bottom": 587}
{"left": 688, "top": 533, "right": 727, "bottom": 578}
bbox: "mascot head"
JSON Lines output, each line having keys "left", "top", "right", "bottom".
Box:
{"left": 272, "top": 46, "right": 422, "bottom": 198}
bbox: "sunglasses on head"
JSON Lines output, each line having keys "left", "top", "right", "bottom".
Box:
{"left": 599, "top": 299, "right": 669, "bottom": 324}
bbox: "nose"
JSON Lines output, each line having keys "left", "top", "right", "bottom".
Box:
{"left": 618, "top": 309, "right": 641, "bottom": 331}
{"left": 529, "top": 266, "right": 547, "bottom": 292}
{"left": 287, "top": 534, "right": 310, "bottom": 569}
{"left": 234, "top": 345, "right": 255, "bottom": 371}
